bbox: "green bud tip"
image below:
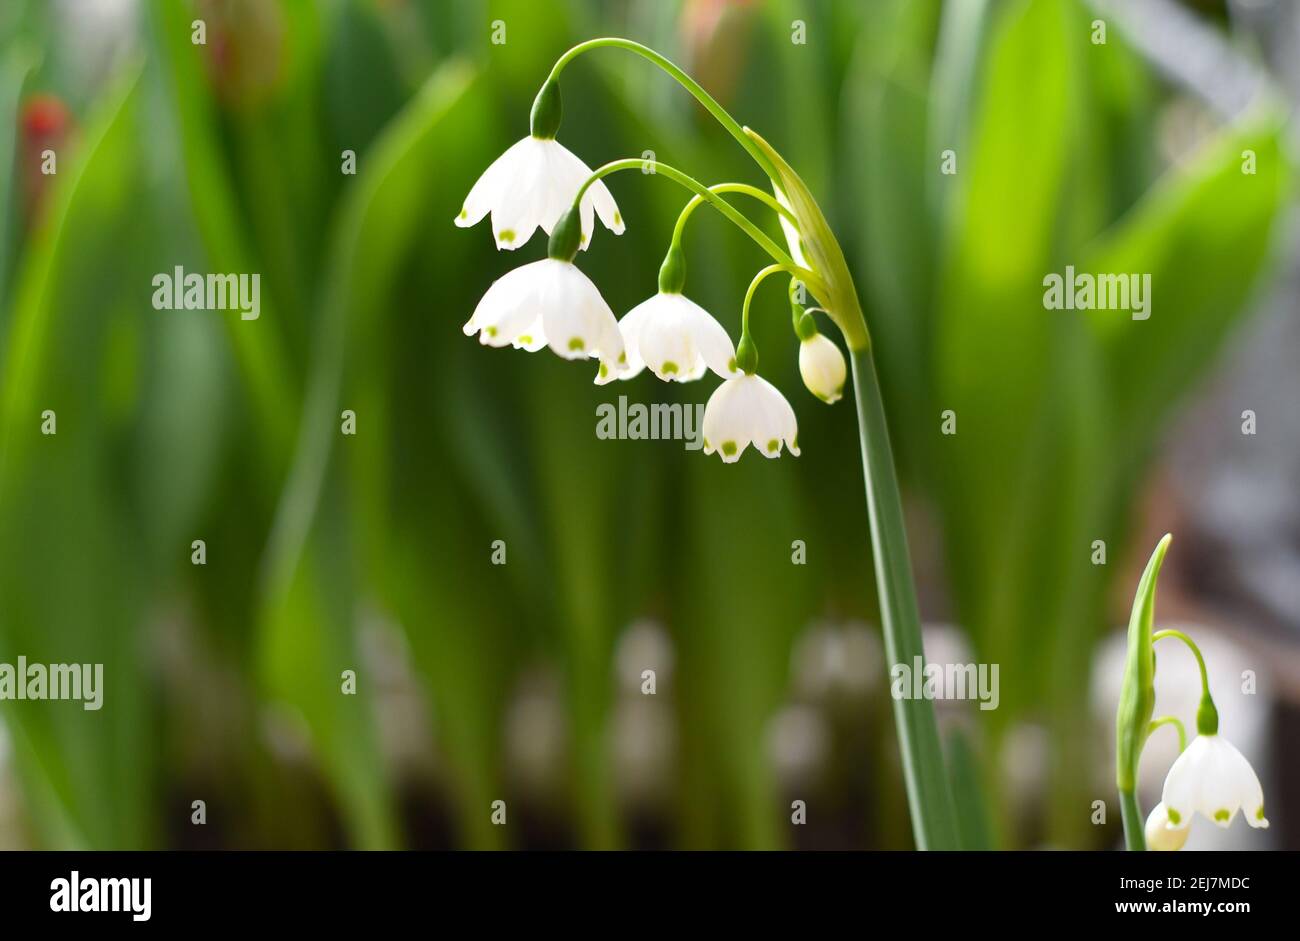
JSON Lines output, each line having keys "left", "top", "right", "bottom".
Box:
{"left": 530, "top": 80, "right": 562, "bottom": 139}
{"left": 735, "top": 332, "right": 758, "bottom": 375}
{"left": 795, "top": 310, "right": 818, "bottom": 341}
{"left": 658, "top": 243, "right": 686, "bottom": 294}
{"left": 547, "top": 206, "right": 583, "bottom": 262}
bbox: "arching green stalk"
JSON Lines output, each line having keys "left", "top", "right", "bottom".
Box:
{"left": 1149, "top": 715, "right": 1187, "bottom": 754}
{"left": 545, "top": 38, "right": 778, "bottom": 181}
{"left": 741, "top": 263, "right": 801, "bottom": 334}
{"left": 1153, "top": 629, "right": 1219, "bottom": 735}
{"left": 671, "top": 183, "right": 796, "bottom": 246}
{"left": 573, "top": 159, "right": 823, "bottom": 294}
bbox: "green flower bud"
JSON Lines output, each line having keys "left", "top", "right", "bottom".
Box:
{"left": 530, "top": 80, "right": 562, "bottom": 140}
{"left": 734, "top": 331, "right": 758, "bottom": 375}
{"left": 547, "top": 205, "right": 583, "bottom": 262}
{"left": 658, "top": 243, "right": 686, "bottom": 294}
{"left": 794, "top": 310, "right": 818, "bottom": 341}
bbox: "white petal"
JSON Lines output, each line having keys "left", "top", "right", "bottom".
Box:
{"left": 1160, "top": 735, "right": 1205, "bottom": 830}
{"left": 1217, "top": 736, "right": 1269, "bottom": 829}
{"left": 702, "top": 377, "right": 751, "bottom": 462}
{"left": 588, "top": 177, "right": 623, "bottom": 234}
{"left": 680, "top": 296, "right": 739, "bottom": 380}
{"left": 750, "top": 374, "right": 799, "bottom": 458}
{"left": 1145, "top": 803, "right": 1189, "bottom": 851}
{"left": 799, "top": 333, "right": 847, "bottom": 403}
{"left": 1159, "top": 733, "right": 1269, "bottom": 831}
{"left": 455, "top": 138, "right": 529, "bottom": 228}
{"left": 701, "top": 374, "right": 799, "bottom": 462}
{"left": 615, "top": 296, "right": 654, "bottom": 379}
{"left": 489, "top": 140, "right": 550, "bottom": 250}
{"left": 463, "top": 260, "right": 548, "bottom": 346}
{"left": 457, "top": 136, "right": 624, "bottom": 251}
{"left": 540, "top": 262, "right": 619, "bottom": 361}
{"left": 638, "top": 297, "right": 702, "bottom": 382}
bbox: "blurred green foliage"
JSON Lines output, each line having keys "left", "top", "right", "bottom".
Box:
{"left": 0, "top": 0, "right": 1289, "bottom": 849}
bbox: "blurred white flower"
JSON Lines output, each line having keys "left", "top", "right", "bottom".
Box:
{"left": 463, "top": 258, "right": 627, "bottom": 383}
{"left": 618, "top": 293, "right": 739, "bottom": 383}
{"left": 767, "top": 704, "right": 829, "bottom": 787}
{"left": 1145, "top": 802, "right": 1189, "bottom": 851}
{"left": 454, "top": 137, "right": 623, "bottom": 251}
{"left": 702, "top": 374, "right": 799, "bottom": 462}
{"left": 798, "top": 332, "right": 846, "bottom": 403}
{"left": 1160, "top": 733, "right": 1268, "bottom": 831}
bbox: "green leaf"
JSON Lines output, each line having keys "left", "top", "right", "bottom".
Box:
{"left": 0, "top": 65, "right": 154, "bottom": 848}
{"left": 745, "top": 127, "right": 868, "bottom": 351}
{"left": 1115, "top": 533, "right": 1171, "bottom": 850}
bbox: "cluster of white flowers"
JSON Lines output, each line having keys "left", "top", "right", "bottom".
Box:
{"left": 455, "top": 129, "right": 846, "bottom": 463}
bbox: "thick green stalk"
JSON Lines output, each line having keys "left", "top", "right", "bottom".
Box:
{"left": 850, "top": 348, "right": 959, "bottom": 849}
{"left": 1119, "top": 788, "right": 1145, "bottom": 851}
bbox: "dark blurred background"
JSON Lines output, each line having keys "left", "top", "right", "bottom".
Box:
{"left": 0, "top": 0, "right": 1295, "bottom": 849}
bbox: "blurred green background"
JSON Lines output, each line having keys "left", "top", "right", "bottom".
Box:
{"left": 0, "top": 0, "right": 1296, "bottom": 850}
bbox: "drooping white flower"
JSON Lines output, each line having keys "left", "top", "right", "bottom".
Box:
{"left": 454, "top": 137, "right": 624, "bottom": 251}
{"left": 1159, "top": 733, "right": 1268, "bottom": 831}
{"left": 463, "top": 258, "right": 627, "bottom": 384}
{"left": 618, "top": 293, "right": 739, "bottom": 383}
{"left": 798, "top": 332, "right": 846, "bottom": 403}
{"left": 1144, "top": 802, "right": 1189, "bottom": 851}
{"left": 702, "top": 374, "right": 800, "bottom": 462}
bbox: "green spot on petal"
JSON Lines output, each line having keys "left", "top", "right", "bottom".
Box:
{"left": 661, "top": 361, "right": 678, "bottom": 375}
{"left": 568, "top": 337, "right": 585, "bottom": 351}
{"left": 517, "top": 334, "right": 532, "bottom": 344}
{"left": 1256, "top": 806, "right": 1266, "bottom": 820}
{"left": 721, "top": 441, "right": 737, "bottom": 456}
{"left": 458, "top": 208, "right": 467, "bottom": 220}
{"left": 1167, "top": 808, "right": 1181, "bottom": 825}
{"left": 485, "top": 326, "right": 497, "bottom": 337}
{"left": 1214, "top": 809, "right": 1230, "bottom": 822}
{"left": 727, "top": 356, "right": 737, "bottom": 372}
{"left": 768, "top": 439, "right": 779, "bottom": 453}
{"left": 499, "top": 229, "right": 515, "bottom": 244}
{"left": 599, "top": 362, "right": 609, "bottom": 378}
{"left": 613, "top": 211, "right": 622, "bottom": 226}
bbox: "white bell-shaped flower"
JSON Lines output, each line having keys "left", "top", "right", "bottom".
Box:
{"left": 454, "top": 137, "right": 623, "bottom": 251}
{"left": 702, "top": 374, "right": 800, "bottom": 462}
{"left": 1144, "top": 802, "right": 1189, "bottom": 851}
{"left": 618, "top": 293, "right": 739, "bottom": 382}
{"left": 1159, "top": 733, "right": 1268, "bottom": 831}
{"left": 798, "top": 332, "right": 846, "bottom": 403}
{"left": 463, "top": 258, "right": 627, "bottom": 384}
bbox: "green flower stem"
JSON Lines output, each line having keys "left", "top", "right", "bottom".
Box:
{"left": 742, "top": 263, "right": 801, "bottom": 334}
{"left": 1119, "top": 788, "right": 1145, "bottom": 851}
{"left": 850, "top": 347, "right": 959, "bottom": 849}
{"left": 1149, "top": 715, "right": 1187, "bottom": 753}
{"left": 573, "top": 159, "right": 823, "bottom": 292}
{"left": 1153, "top": 629, "right": 1219, "bottom": 735}
{"left": 546, "top": 38, "right": 779, "bottom": 181}
{"left": 671, "top": 183, "right": 796, "bottom": 246}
